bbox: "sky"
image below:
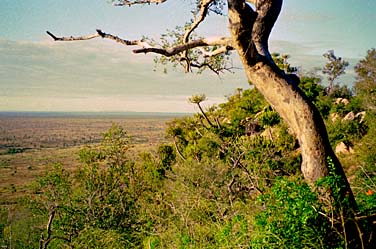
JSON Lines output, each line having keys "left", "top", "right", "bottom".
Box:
{"left": 1, "top": 0, "right": 375, "bottom": 113}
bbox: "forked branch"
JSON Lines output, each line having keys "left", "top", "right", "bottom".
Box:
{"left": 134, "top": 37, "right": 233, "bottom": 56}
{"left": 47, "top": 29, "right": 232, "bottom": 57}
{"left": 228, "top": 0, "right": 282, "bottom": 64}
{"left": 181, "top": 0, "right": 215, "bottom": 71}
{"left": 184, "top": 0, "right": 215, "bottom": 43}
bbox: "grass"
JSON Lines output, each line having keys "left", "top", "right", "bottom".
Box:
{"left": 0, "top": 114, "right": 176, "bottom": 204}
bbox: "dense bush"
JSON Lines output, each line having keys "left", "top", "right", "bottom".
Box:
{"left": 251, "top": 177, "right": 336, "bottom": 249}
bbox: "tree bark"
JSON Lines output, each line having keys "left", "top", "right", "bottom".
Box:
{"left": 227, "top": 0, "right": 355, "bottom": 201}
{"left": 227, "top": 2, "right": 365, "bottom": 245}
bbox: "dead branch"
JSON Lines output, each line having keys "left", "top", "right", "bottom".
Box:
{"left": 133, "top": 37, "right": 232, "bottom": 56}
{"left": 199, "top": 45, "right": 234, "bottom": 58}
{"left": 47, "top": 29, "right": 232, "bottom": 58}
{"left": 39, "top": 206, "right": 56, "bottom": 249}
{"left": 184, "top": 0, "right": 214, "bottom": 44}
{"left": 46, "top": 29, "right": 151, "bottom": 47}
{"left": 113, "top": 0, "right": 167, "bottom": 6}
{"left": 46, "top": 31, "right": 99, "bottom": 41}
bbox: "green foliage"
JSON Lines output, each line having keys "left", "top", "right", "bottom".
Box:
{"left": 298, "top": 76, "right": 325, "bottom": 102}
{"left": 6, "top": 147, "right": 25, "bottom": 154}
{"left": 356, "top": 114, "right": 376, "bottom": 167}
{"left": 251, "top": 178, "right": 343, "bottom": 248}
{"left": 272, "top": 53, "right": 298, "bottom": 73}
{"left": 258, "top": 108, "right": 281, "bottom": 128}
{"left": 252, "top": 177, "right": 334, "bottom": 249}
{"left": 0, "top": 206, "right": 43, "bottom": 249}
{"left": 157, "top": 144, "right": 176, "bottom": 169}
{"left": 8, "top": 50, "right": 376, "bottom": 248}
{"left": 354, "top": 48, "right": 376, "bottom": 111}
{"left": 322, "top": 50, "right": 349, "bottom": 92}
{"left": 25, "top": 124, "right": 168, "bottom": 248}
{"left": 354, "top": 168, "right": 376, "bottom": 215}
{"left": 327, "top": 119, "right": 367, "bottom": 147}
{"left": 70, "top": 227, "right": 127, "bottom": 249}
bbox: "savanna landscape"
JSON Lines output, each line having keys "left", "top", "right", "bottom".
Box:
{"left": 1, "top": 0, "right": 376, "bottom": 248}
{"left": 0, "top": 114, "right": 172, "bottom": 202}
{"left": 1, "top": 48, "right": 376, "bottom": 247}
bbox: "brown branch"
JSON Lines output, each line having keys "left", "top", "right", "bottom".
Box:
{"left": 199, "top": 45, "right": 234, "bottom": 58}
{"left": 252, "top": 0, "right": 283, "bottom": 61}
{"left": 113, "top": 0, "right": 167, "bottom": 6}
{"left": 173, "top": 137, "right": 186, "bottom": 161}
{"left": 181, "top": 0, "right": 215, "bottom": 71}
{"left": 197, "top": 102, "right": 214, "bottom": 127}
{"left": 46, "top": 31, "right": 99, "bottom": 41}
{"left": 190, "top": 61, "right": 233, "bottom": 75}
{"left": 46, "top": 29, "right": 151, "bottom": 47}
{"left": 184, "top": 0, "right": 214, "bottom": 44}
{"left": 47, "top": 29, "right": 232, "bottom": 58}
{"left": 133, "top": 37, "right": 232, "bottom": 56}
{"left": 39, "top": 207, "right": 56, "bottom": 249}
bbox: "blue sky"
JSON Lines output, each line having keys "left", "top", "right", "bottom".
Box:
{"left": 1, "top": 0, "right": 375, "bottom": 112}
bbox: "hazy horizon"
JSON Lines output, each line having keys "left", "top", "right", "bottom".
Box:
{"left": 1, "top": 0, "right": 375, "bottom": 112}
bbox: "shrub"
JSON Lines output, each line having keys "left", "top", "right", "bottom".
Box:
{"left": 251, "top": 177, "right": 337, "bottom": 249}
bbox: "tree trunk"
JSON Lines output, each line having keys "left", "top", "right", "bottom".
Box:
{"left": 227, "top": 1, "right": 364, "bottom": 246}
{"left": 227, "top": 0, "right": 355, "bottom": 203}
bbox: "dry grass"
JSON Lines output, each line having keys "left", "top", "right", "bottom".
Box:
{"left": 0, "top": 114, "right": 178, "bottom": 203}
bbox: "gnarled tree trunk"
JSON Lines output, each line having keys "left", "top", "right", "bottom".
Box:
{"left": 228, "top": 0, "right": 352, "bottom": 190}
{"left": 228, "top": 0, "right": 361, "bottom": 246}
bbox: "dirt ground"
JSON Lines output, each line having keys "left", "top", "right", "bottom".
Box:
{"left": 0, "top": 113, "right": 179, "bottom": 203}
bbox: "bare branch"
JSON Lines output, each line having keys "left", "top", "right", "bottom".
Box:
{"left": 133, "top": 37, "right": 232, "bottom": 56}
{"left": 199, "top": 45, "right": 234, "bottom": 58}
{"left": 47, "top": 29, "right": 152, "bottom": 48}
{"left": 183, "top": 0, "right": 214, "bottom": 44}
{"left": 47, "top": 29, "right": 231, "bottom": 59}
{"left": 96, "top": 29, "right": 152, "bottom": 47}
{"left": 39, "top": 206, "right": 56, "bottom": 249}
{"left": 113, "top": 0, "right": 167, "bottom": 6}
{"left": 182, "top": 0, "right": 214, "bottom": 72}
{"left": 46, "top": 31, "right": 99, "bottom": 41}
{"left": 181, "top": 0, "right": 215, "bottom": 71}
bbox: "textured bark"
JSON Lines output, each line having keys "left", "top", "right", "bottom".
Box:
{"left": 227, "top": 3, "right": 364, "bottom": 245}
{"left": 227, "top": 0, "right": 354, "bottom": 196}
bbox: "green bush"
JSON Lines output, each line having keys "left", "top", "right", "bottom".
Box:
{"left": 251, "top": 177, "right": 337, "bottom": 249}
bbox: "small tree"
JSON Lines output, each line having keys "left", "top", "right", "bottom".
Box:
{"left": 188, "top": 94, "right": 215, "bottom": 127}
{"left": 322, "top": 50, "right": 349, "bottom": 94}
{"left": 354, "top": 48, "right": 376, "bottom": 111}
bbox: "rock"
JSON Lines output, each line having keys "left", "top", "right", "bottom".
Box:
{"left": 342, "top": 111, "right": 355, "bottom": 122}
{"left": 330, "top": 112, "right": 340, "bottom": 122}
{"left": 222, "top": 118, "right": 231, "bottom": 124}
{"left": 260, "top": 127, "right": 274, "bottom": 140}
{"left": 335, "top": 98, "right": 349, "bottom": 105}
{"left": 355, "top": 111, "right": 366, "bottom": 123}
{"left": 349, "top": 147, "right": 355, "bottom": 154}
{"left": 335, "top": 142, "right": 354, "bottom": 154}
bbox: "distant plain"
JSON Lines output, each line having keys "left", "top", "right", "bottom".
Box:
{"left": 0, "top": 113, "right": 181, "bottom": 202}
